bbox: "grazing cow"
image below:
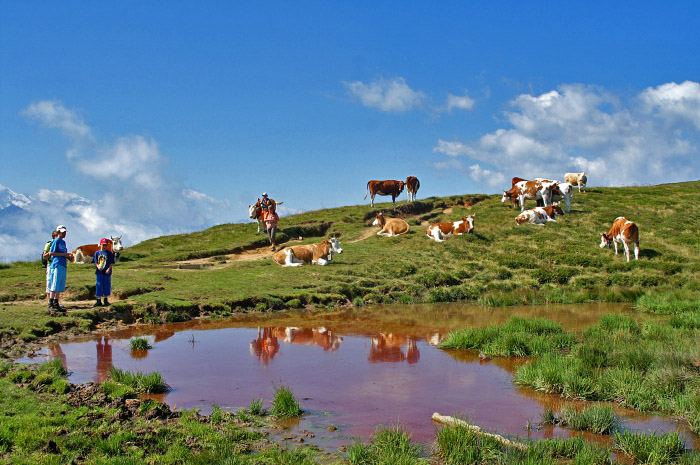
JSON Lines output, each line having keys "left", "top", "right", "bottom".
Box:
{"left": 515, "top": 205, "right": 565, "bottom": 226}
{"left": 502, "top": 180, "right": 558, "bottom": 211}
{"left": 72, "top": 236, "right": 123, "bottom": 264}
{"left": 364, "top": 180, "right": 405, "bottom": 207}
{"left": 248, "top": 198, "right": 283, "bottom": 233}
{"left": 372, "top": 213, "right": 410, "bottom": 237}
{"left": 535, "top": 179, "right": 574, "bottom": 212}
{"left": 565, "top": 172, "right": 587, "bottom": 193}
{"left": 272, "top": 238, "right": 343, "bottom": 266}
{"left": 405, "top": 176, "right": 420, "bottom": 202}
{"left": 426, "top": 215, "right": 475, "bottom": 242}
{"left": 600, "top": 217, "right": 640, "bottom": 262}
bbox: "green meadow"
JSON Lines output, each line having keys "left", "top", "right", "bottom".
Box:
{"left": 1, "top": 181, "right": 700, "bottom": 463}
{"left": 2, "top": 181, "right": 699, "bottom": 340}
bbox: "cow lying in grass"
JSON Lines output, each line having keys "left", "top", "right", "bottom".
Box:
{"left": 600, "top": 217, "right": 639, "bottom": 262}
{"left": 515, "top": 205, "right": 564, "bottom": 226}
{"left": 426, "top": 215, "right": 475, "bottom": 242}
{"left": 272, "top": 238, "right": 343, "bottom": 266}
{"left": 372, "top": 213, "right": 410, "bottom": 237}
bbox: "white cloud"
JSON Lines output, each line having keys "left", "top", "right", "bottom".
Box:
{"left": 3, "top": 101, "right": 234, "bottom": 262}
{"left": 432, "top": 82, "right": 700, "bottom": 190}
{"left": 344, "top": 77, "right": 426, "bottom": 113}
{"left": 468, "top": 164, "right": 507, "bottom": 188}
{"left": 640, "top": 80, "right": 700, "bottom": 130}
{"left": 21, "top": 100, "right": 91, "bottom": 141}
{"left": 445, "top": 92, "right": 475, "bottom": 112}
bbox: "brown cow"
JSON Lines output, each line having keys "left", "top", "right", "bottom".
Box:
{"left": 426, "top": 215, "right": 475, "bottom": 242}
{"left": 372, "top": 213, "right": 410, "bottom": 237}
{"left": 405, "top": 176, "right": 420, "bottom": 202}
{"left": 502, "top": 179, "right": 559, "bottom": 211}
{"left": 272, "top": 238, "right": 343, "bottom": 266}
{"left": 72, "top": 236, "right": 123, "bottom": 264}
{"left": 600, "top": 217, "right": 640, "bottom": 262}
{"left": 364, "top": 180, "right": 405, "bottom": 207}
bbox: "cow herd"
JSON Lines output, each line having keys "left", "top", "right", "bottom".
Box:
{"left": 262, "top": 169, "right": 640, "bottom": 266}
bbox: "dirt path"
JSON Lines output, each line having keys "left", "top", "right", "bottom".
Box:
{"left": 348, "top": 228, "right": 376, "bottom": 243}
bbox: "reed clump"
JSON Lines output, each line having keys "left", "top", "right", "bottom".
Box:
{"left": 614, "top": 431, "right": 685, "bottom": 465}
{"left": 558, "top": 405, "right": 618, "bottom": 434}
{"left": 129, "top": 336, "right": 152, "bottom": 351}
{"left": 270, "top": 384, "right": 302, "bottom": 419}
{"left": 347, "top": 426, "right": 426, "bottom": 465}
{"left": 108, "top": 367, "right": 169, "bottom": 394}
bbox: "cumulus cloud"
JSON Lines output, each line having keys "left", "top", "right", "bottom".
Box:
{"left": 4, "top": 101, "right": 234, "bottom": 262}
{"left": 445, "top": 92, "right": 475, "bottom": 112}
{"left": 344, "top": 77, "right": 427, "bottom": 113}
{"left": 432, "top": 82, "right": 700, "bottom": 190}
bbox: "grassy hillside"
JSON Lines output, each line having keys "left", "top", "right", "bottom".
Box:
{"left": 1, "top": 181, "right": 699, "bottom": 340}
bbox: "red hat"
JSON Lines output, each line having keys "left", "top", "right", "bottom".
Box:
{"left": 99, "top": 238, "right": 110, "bottom": 245}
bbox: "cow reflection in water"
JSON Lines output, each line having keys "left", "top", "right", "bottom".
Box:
{"left": 250, "top": 327, "right": 343, "bottom": 364}
{"left": 369, "top": 334, "right": 419, "bottom": 364}
{"left": 48, "top": 343, "right": 67, "bottom": 372}
{"left": 96, "top": 336, "right": 113, "bottom": 382}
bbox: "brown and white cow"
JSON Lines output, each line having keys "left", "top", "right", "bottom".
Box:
{"left": 405, "top": 176, "right": 420, "bottom": 202}
{"left": 272, "top": 238, "right": 343, "bottom": 266}
{"left": 515, "top": 205, "right": 565, "bottom": 226}
{"left": 426, "top": 215, "right": 475, "bottom": 242}
{"left": 72, "top": 236, "right": 123, "bottom": 264}
{"left": 248, "top": 198, "right": 283, "bottom": 233}
{"left": 364, "top": 180, "right": 405, "bottom": 207}
{"left": 600, "top": 217, "right": 639, "bottom": 262}
{"left": 565, "top": 172, "right": 587, "bottom": 193}
{"left": 502, "top": 180, "right": 558, "bottom": 211}
{"left": 372, "top": 213, "right": 410, "bottom": 237}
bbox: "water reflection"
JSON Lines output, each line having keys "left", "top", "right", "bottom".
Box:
{"left": 369, "top": 334, "right": 419, "bottom": 363}
{"left": 19, "top": 302, "right": 697, "bottom": 452}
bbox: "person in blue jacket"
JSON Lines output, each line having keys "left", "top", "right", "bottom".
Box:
{"left": 92, "top": 238, "right": 115, "bottom": 307}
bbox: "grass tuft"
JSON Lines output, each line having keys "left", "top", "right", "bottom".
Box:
{"left": 108, "top": 367, "right": 169, "bottom": 394}
{"left": 614, "top": 431, "right": 685, "bottom": 465}
{"left": 270, "top": 383, "right": 302, "bottom": 419}
{"left": 129, "top": 336, "right": 152, "bottom": 350}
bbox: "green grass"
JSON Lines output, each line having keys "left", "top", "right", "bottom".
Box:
{"left": 270, "top": 383, "right": 302, "bottom": 419}
{"left": 249, "top": 397, "right": 264, "bottom": 415}
{"left": 558, "top": 405, "right": 618, "bottom": 434}
{"left": 108, "top": 367, "right": 169, "bottom": 394}
{"left": 347, "top": 426, "right": 427, "bottom": 465}
{"left": 129, "top": 336, "right": 152, "bottom": 350}
{"left": 614, "top": 431, "right": 686, "bottom": 465}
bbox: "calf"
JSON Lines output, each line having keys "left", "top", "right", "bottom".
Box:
{"left": 272, "top": 238, "right": 343, "bottom": 266}
{"left": 372, "top": 213, "right": 410, "bottom": 237}
{"left": 364, "top": 180, "right": 405, "bottom": 207}
{"left": 426, "top": 215, "right": 475, "bottom": 242}
{"left": 515, "top": 205, "right": 564, "bottom": 226}
{"left": 565, "top": 172, "right": 587, "bottom": 193}
{"left": 600, "top": 217, "right": 639, "bottom": 262}
{"left": 405, "top": 176, "right": 420, "bottom": 202}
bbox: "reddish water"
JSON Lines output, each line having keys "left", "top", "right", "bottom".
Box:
{"left": 26, "top": 303, "right": 698, "bottom": 451}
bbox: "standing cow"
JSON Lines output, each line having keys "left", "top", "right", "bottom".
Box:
{"left": 364, "top": 180, "right": 405, "bottom": 207}
{"left": 405, "top": 176, "right": 420, "bottom": 202}
{"left": 600, "top": 217, "right": 639, "bottom": 262}
{"left": 565, "top": 172, "right": 587, "bottom": 193}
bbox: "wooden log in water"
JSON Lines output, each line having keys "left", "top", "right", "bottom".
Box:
{"left": 431, "top": 412, "right": 528, "bottom": 451}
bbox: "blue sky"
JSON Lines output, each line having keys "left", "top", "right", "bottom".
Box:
{"left": 1, "top": 2, "right": 700, "bottom": 260}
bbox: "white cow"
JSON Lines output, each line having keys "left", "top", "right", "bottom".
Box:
{"left": 564, "top": 172, "right": 587, "bottom": 193}
{"left": 535, "top": 179, "right": 574, "bottom": 212}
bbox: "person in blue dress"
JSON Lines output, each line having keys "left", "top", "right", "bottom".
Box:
{"left": 47, "top": 225, "right": 72, "bottom": 313}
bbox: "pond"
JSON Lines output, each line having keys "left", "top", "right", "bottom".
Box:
{"left": 24, "top": 302, "right": 699, "bottom": 452}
